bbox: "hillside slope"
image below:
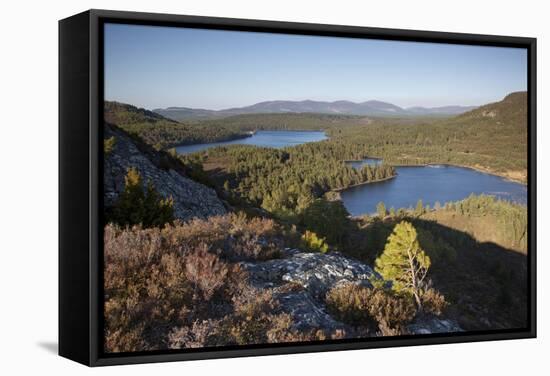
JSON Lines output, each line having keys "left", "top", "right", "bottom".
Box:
{"left": 104, "top": 123, "right": 227, "bottom": 221}
{"left": 457, "top": 91, "right": 527, "bottom": 126}
{"left": 105, "top": 101, "right": 248, "bottom": 149}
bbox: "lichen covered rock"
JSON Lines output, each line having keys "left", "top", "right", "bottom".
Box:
{"left": 242, "top": 248, "right": 462, "bottom": 336}
{"left": 104, "top": 124, "right": 226, "bottom": 221}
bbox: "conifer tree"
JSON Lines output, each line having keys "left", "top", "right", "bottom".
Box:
{"left": 375, "top": 221, "right": 431, "bottom": 309}
{"left": 301, "top": 199, "right": 348, "bottom": 246}
{"left": 415, "top": 199, "right": 424, "bottom": 216}
{"left": 301, "top": 230, "right": 329, "bottom": 253}
{"left": 104, "top": 136, "right": 116, "bottom": 156}
{"left": 377, "top": 202, "right": 387, "bottom": 219}
{"left": 110, "top": 167, "right": 174, "bottom": 228}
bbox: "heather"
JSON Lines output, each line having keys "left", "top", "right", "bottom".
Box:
{"left": 104, "top": 214, "right": 319, "bottom": 352}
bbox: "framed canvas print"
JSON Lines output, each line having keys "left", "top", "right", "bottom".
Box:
{"left": 59, "top": 9, "right": 536, "bottom": 366}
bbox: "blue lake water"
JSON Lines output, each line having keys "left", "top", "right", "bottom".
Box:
{"left": 346, "top": 158, "right": 383, "bottom": 169}
{"left": 175, "top": 130, "right": 328, "bottom": 154}
{"left": 341, "top": 163, "right": 527, "bottom": 216}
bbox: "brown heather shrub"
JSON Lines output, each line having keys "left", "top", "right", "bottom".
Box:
{"left": 164, "top": 213, "right": 283, "bottom": 261}
{"left": 325, "top": 284, "right": 417, "bottom": 336}
{"left": 265, "top": 316, "right": 348, "bottom": 343}
{"left": 211, "top": 287, "right": 324, "bottom": 346}
{"left": 420, "top": 287, "right": 448, "bottom": 316}
{"left": 217, "top": 288, "right": 280, "bottom": 345}
{"left": 325, "top": 284, "right": 375, "bottom": 327}
{"left": 167, "top": 320, "right": 221, "bottom": 349}
{"left": 365, "top": 288, "right": 417, "bottom": 336}
{"left": 267, "top": 314, "right": 346, "bottom": 343}
{"left": 104, "top": 225, "right": 194, "bottom": 352}
{"left": 265, "top": 314, "right": 301, "bottom": 343}
{"left": 104, "top": 215, "right": 279, "bottom": 352}
{"left": 185, "top": 243, "right": 229, "bottom": 300}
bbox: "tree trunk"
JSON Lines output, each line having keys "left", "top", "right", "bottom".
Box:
{"left": 406, "top": 245, "right": 423, "bottom": 310}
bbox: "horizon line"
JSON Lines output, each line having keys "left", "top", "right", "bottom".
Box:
{"left": 105, "top": 90, "right": 526, "bottom": 112}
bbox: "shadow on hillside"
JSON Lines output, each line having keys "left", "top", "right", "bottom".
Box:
{"left": 346, "top": 217, "right": 528, "bottom": 332}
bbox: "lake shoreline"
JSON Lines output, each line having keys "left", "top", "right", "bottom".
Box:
{"left": 340, "top": 162, "right": 526, "bottom": 217}
{"left": 331, "top": 173, "right": 397, "bottom": 192}
{"left": 390, "top": 162, "right": 526, "bottom": 185}
{"left": 170, "top": 132, "right": 253, "bottom": 150}
{"left": 175, "top": 129, "right": 329, "bottom": 154}
{"left": 345, "top": 155, "right": 526, "bottom": 185}
{"left": 343, "top": 158, "right": 382, "bottom": 163}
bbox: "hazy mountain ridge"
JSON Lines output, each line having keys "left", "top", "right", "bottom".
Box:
{"left": 154, "top": 99, "right": 478, "bottom": 121}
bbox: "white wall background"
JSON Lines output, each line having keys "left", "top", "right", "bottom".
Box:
{"left": 0, "top": 0, "right": 547, "bottom": 373}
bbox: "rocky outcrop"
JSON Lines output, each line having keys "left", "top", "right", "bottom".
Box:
{"left": 242, "top": 248, "right": 462, "bottom": 336}
{"left": 482, "top": 110, "right": 497, "bottom": 118}
{"left": 407, "top": 316, "right": 462, "bottom": 334}
{"left": 243, "top": 249, "right": 376, "bottom": 333}
{"left": 244, "top": 249, "right": 376, "bottom": 297}
{"left": 104, "top": 124, "right": 227, "bottom": 221}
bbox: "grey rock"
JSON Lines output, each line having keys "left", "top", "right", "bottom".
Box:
{"left": 482, "top": 110, "right": 497, "bottom": 118}
{"left": 104, "top": 124, "right": 227, "bottom": 221}
{"left": 407, "top": 316, "right": 463, "bottom": 335}
{"left": 275, "top": 290, "right": 347, "bottom": 332}
{"left": 241, "top": 249, "right": 378, "bottom": 333}
{"left": 243, "top": 249, "right": 377, "bottom": 298}
{"left": 242, "top": 248, "right": 462, "bottom": 336}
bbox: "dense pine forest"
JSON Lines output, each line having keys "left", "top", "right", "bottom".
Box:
{"left": 182, "top": 144, "right": 396, "bottom": 221}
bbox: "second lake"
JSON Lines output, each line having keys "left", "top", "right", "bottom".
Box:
{"left": 341, "top": 163, "right": 527, "bottom": 216}
{"left": 175, "top": 130, "right": 328, "bottom": 154}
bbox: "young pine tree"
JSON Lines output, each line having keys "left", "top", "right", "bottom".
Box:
{"left": 301, "top": 230, "right": 329, "bottom": 253}
{"left": 375, "top": 221, "right": 431, "bottom": 309}
{"left": 104, "top": 136, "right": 116, "bottom": 156}
{"left": 376, "top": 202, "right": 387, "bottom": 219}
{"left": 110, "top": 167, "right": 174, "bottom": 228}
{"left": 415, "top": 199, "right": 424, "bottom": 216}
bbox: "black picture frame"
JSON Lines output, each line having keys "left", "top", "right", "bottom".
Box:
{"left": 59, "top": 9, "right": 537, "bottom": 367}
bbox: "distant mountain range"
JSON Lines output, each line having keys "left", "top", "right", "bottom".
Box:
{"left": 153, "top": 100, "right": 478, "bottom": 121}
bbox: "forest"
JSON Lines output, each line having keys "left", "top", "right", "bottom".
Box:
{"left": 182, "top": 143, "right": 395, "bottom": 222}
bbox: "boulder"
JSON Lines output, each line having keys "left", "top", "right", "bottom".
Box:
{"left": 243, "top": 248, "right": 377, "bottom": 298}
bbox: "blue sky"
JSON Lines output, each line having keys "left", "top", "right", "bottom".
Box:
{"left": 104, "top": 23, "right": 527, "bottom": 110}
